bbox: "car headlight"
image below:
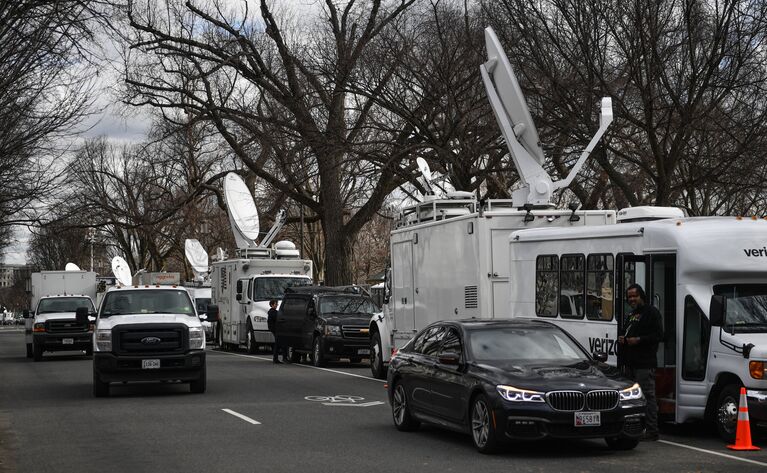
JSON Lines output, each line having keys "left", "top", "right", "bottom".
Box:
{"left": 324, "top": 325, "right": 341, "bottom": 336}
{"left": 96, "top": 329, "right": 112, "bottom": 351}
{"left": 189, "top": 327, "right": 205, "bottom": 349}
{"left": 496, "top": 385, "right": 545, "bottom": 403}
{"left": 619, "top": 383, "right": 644, "bottom": 403}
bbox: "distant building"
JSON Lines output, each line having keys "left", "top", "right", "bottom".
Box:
{"left": 0, "top": 264, "right": 31, "bottom": 288}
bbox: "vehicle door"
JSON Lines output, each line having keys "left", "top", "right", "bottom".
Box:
{"left": 278, "top": 296, "right": 307, "bottom": 348}
{"left": 406, "top": 325, "right": 446, "bottom": 414}
{"left": 429, "top": 326, "right": 468, "bottom": 424}
{"left": 299, "top": 298, "right": 319, "bottom": 350}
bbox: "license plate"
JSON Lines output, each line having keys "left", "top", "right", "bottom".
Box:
{"left": 142, "top": 359, "right": 161, "bottom": 369}
{"left": 62, "top": 338, "right": 74, "bottom": 345}
{"left": 574, "top": 411, "right": 601, "bottom": 427}
{"left": 357, "top": 349, "right": 370, "bottom": 355}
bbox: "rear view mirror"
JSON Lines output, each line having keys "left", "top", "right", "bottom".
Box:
{"left": 206, "top": 305, "right": 220, "bottom": 322}
{"left": 592, "top": 351, "right": 608, "bottom": 363}
{"left": 438, "top": 353, "right": 460, "bottom": 365}
{"left": 75, "top": 307, "right": 89, "bottom": 325}
{"left": 22, "top": 310, "right": 31, "bottom": 319}
{"left": 710, "top": 295, "right": 725, "bottom": 327}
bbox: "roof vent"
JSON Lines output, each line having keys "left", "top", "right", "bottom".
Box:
{"left": 617, "top": 206, "right": 685, "bottom": 223}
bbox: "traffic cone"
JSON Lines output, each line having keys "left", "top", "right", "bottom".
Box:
{"left": 727, "top": 387, "right": 760, "bottom": 451}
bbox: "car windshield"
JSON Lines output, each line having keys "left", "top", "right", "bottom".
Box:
{"left": 319, "top": 296, "right": 378, "bottom": 316}
{"left": 468, "top": 326, "right": 588, "bottom": 362}
{"left": 715, "top": 284, "right": 767, "bottom": 333}
{"left": 37, "top": 297, "right": 94, "bottom": 314}
{"left": 252, "top": 277, "right": 311, "bottom": 301}
{"left": 100, "top": 290, "right": 195, "bottom": 317}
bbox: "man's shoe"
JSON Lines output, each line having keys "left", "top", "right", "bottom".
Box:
{"left": 640, "top": 432, "right": 659, "bottom": 441}
{"left": 273, "top": 360, "right": 282, "bottom": 364}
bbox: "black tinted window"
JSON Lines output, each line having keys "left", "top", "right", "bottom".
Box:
{"left": 439, "top": 328, "right": 462, "bottom": 358}
{"left": 281, "top": 297, "right": 308, "bottom": 318}
{"left": 422, "top": 326, "right": 446, "bottom": 357}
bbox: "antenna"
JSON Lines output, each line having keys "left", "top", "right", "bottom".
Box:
{"left": 65, "top": 262, "right": 81, "bottom": 271}
{"left": 259, "top": 209, "right": 286, "bottom": 249}
{"left": 480, "top": 26, "right": 613, "bottom": 207}
{"left": 111, "top": 256, "right": 132, "bottom": 286}
{"left": 185, "top": 239, "right": 209, "bottom": 282}
{"left": 223, "top": 172, "right": 260, "bottom": 249}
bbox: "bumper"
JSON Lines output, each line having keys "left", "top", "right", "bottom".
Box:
{"left": 322, "top": 336, "right": 371, "bottom": 358}
{"left": 253, "top": 329, "right": 274, "bottom": 344}
{"left": 33, "top": 333, "right": 92, "bottom": 351}
{"left": 93, "top": 351, "right": 206, "bottom": 383}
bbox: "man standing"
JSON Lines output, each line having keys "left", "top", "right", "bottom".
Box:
{"left": 618, "top": 283, "right": 664, "bottom": 441}
{"left": 267, "top": 299, "right": 286, "bottom": 364}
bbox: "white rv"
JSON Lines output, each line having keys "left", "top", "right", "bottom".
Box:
{"left": 212, "top": 172, "right": 313, "bottom": 352}
{"left": 508, "top": 210, "right": 767, "bottom": 439}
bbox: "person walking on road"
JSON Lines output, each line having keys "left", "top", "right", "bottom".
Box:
{"left": 618, "top": 283, "right": 664, "bottom": 441}
{"left": 267, "top": 300, "right": 287, "bottom": 364}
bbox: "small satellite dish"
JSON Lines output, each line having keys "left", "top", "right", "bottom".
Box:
{"left": 185, "top": 239, "right": 209, "bottom": 280}
{"left": 223, "top": 172, "right": 260, "bottom": 249}
{"left": 111, "top": 256, "right": 132, "bottom": 286}
{"left": 64, "top": 262, "right": 81, "bottom": 271}
{"left": 216, "top": 247, "right": 226, "bottom": 261}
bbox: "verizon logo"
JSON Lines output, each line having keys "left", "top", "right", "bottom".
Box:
{"left": 744, "top": 248, "right": 767, "bottom": 257}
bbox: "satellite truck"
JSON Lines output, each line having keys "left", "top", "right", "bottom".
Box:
{"left": 212, "top": 172, "right": 313, "bottom": 353}
{"left": 367, "top": 26, "right": 617, "bottom": 379}
{"left": 183, "top": 238, "right": 215, "bottom": 342}
{"left": 23, "top": 263, "right": 97, "bottom": 361}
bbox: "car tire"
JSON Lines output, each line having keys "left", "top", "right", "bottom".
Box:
{"left": 716, "top": 384, "right": 741, "bottom": 442}
{"left": 25, "top": 343, "right": 33, "bottom": 359}
{"left": 391, "top": 382, "right": 420, "bottom": 431}
{"left": 190, "top": 365, "right": 207, "bottom": 394}
{"left": 370, "top": 332, "right": 387, "bottom": 379}
{"left": 246, "top": 324, "right": 257, "bottom": 354}
{"left": 471, "top": 393, "right": 501, "bottom": 454}
{"left": 93, "top": 368, "right": 110, "bottom": 398}
{"left": 605, "top": 436, "right": 639, "bottom": 450}
{"left": 312, "top": 336, "right": 326, "bottom": 367}
{"left": 33, "top": 342, "right": 43, "bottom": 362}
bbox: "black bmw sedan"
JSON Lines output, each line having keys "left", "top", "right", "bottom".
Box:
{"left": 386, "top": 319, "right": 646, "bottom": 453}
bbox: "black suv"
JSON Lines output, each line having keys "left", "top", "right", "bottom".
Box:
{"left": 276, "top": 286, "right": 376, "bottom": 366}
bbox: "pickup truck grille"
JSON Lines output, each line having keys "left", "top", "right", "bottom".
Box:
{"left": 47, "top": 319, "right": 88, "bottom": 333}
{"left": 112, "top": 324, "right": 187, "bottom": 355}
{"left": 341, "top": 325, "right": 370, "bottom": 339}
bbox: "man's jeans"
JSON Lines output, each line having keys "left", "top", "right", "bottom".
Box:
{"left": 629, "top": 368, "right": 658, "bottom": 435}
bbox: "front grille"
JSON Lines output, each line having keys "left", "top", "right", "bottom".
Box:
{"left": 47, "top": 319, "right": 88, "bottom": 333}
{"left": 341, "top": 325, "right": 370, "bottom": 339}
{"left": 112, "top": 324, "right": 187, "bottom": 355}
{"left": 586, "top": 390, "right": 619, "bottom": 411}
{"left": 546, "top": 391, "right": 585, "bottom": 411}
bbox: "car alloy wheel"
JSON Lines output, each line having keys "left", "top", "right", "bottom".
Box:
{"left": 391, "top": 382, "right": 419, "bottom": 431}
{"left": 471, "top": 394, "right": 499, "bottom": 453}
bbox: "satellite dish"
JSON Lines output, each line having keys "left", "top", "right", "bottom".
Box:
{"left": 223, "top": 172, "right": 260, "bottom": 249}
{"left": 483, "top": 28, "right": 545, "bottom": 166}
{"left": 185, "top": 239, "right": 209, "bottom": 281}
{"left": 216, "top": 247, "right": 226, "bottom": 261}
{"left": 111, "top": 256, "right": 132, "bottom": 286}
{"left": 64, "top": 263, "right": 81, "bottom": 271}
{"left": 416, "top": 157, "right": 435, "bottom": 196}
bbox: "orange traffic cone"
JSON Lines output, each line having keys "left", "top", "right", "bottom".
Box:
{"left": 727, "top": 387, "right": 760, "bottom": 451}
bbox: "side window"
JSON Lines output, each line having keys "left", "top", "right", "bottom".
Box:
{"left": 586, "top": 254, "right": 614, "bottom": 321}
{"left": 282, "top": 297, "right": 306, "bottom": 318}
{"left": 560, "top": 254, "right": 585, "bottom": 319}
{"left": 236, "top": 279, "right": 249, "bottom": 304}
{"left": 536, "top": 255, "right": 559, "bottom": 317}
{"left": 438, "top": 328, "right": 462, "bottom": 358}
{"left": 682, "top": 296, "right": 710, "bottom": 381}
{"left": 421, "top": 326, "right": 447, "bottom": 357}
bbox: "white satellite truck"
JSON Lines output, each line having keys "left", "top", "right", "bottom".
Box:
{"left": 508, "top": 210, "right": 767, "bottom": 440}
{"left": 367, "top": 26, "right": 616, "bottom": 379}
{"left": 212, "top": 173, "right": 313, "bottom": 353}
{"left": 24, "top": 264, "right": 97, "bottom": 361}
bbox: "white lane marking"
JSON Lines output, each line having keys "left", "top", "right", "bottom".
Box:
{"left": 222, "top": 408, "right": 261, "bottom": 425}
{"left": 659, "top": 439, "right": 767, "bottom": 467}
{"left": 211, "top": 350, "right": 386, "bottom": 383}
{"left": 322, "top": 401, "right": 384, "bottom": 407}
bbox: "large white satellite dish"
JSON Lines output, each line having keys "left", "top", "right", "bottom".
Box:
{"left": 111, "top": 256, "right": 132, "bottom": 286}
{"left": 185, "top": 239, "right": 209, "bottom": 281}
{"left": 64, "top": 262, "right": 81, "bottom": 271}
{"left": 416, "top": 157, "right": 434, "bottom": 195}
{"left": 223, "top": 172, "right": 260, "bottom": 249}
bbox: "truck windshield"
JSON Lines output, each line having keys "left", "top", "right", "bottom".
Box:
{"left": 253, "top": 277, "right": 311, "bottom": 301}
{"left": 319, "top": 296, "right": 378, "bottom": 316}
{"left": 715, "top": 284, "right": 767, "bottom": 333}
{"left": 37, "top": 297, "right": 94, "bottom": 314}
{"left": 100, "top": 290, "right": 195, "bottom": 317}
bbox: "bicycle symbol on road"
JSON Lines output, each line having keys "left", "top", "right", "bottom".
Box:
{"left": 304, "top": 394, "right": 384, "bottom": 407}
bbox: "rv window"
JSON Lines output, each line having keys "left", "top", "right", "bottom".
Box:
{"left": 535, "top": 255, "right": 559, "bottom": 317}
{"left": 560, "top": 254, "right": 585, "bottom": 319}
{"left": 682, "top": 296, "right": 709, "bottom": 381}
{"left": 586, "top": 254, "right": 614, "bottom": 322}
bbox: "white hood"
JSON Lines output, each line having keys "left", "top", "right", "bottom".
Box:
{"left": 97, "top": 313, "right": 202, "bottom": 330}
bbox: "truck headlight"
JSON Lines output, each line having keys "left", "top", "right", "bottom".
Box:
{"left": 324, "top": 325, "right": 341, "bottom": 336}
{"left": 496, "top": 385, "right": 545, "bottom": 403}
{"left": 619, "top": 383, "right": 644, "bottom": 405}
{"left": 189, "top": 327, "right": 205, "bottom": 349}
{"left": 96, "top": 329, "right": 112, "bottom": 351}
{"left": 33, "top": 323, "right": 46, "bottom": 332}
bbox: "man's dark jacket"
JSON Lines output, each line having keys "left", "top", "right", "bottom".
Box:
{"left": 267, "top": 308, "right": 279, "bottom": 333}
{"left": 622, "top": 303, "right": 664, "bottom": 369}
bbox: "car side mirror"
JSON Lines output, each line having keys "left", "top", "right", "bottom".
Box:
{"left": 710, "top": 295, "right": 725, "bottom": 327}
{"left": 22, "top": 310, "right": 31, "bottom": 319}
{"left": 592, "top": 351, "right": 608, "bottom": 363}
{"left": 75, "top": 307, "right": 89, "bottom": 325}
{"left": 206, "top": 305, "right": 220, "bottom": 322}
{"left": 236, "top": 293, "right": 242, "bottom": 302}
{"left": 438, "top": 353, "right": 460, "bottom": 365}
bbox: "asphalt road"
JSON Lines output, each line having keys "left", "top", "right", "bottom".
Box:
{"left": 1, "top": 327, "right": 767, "bottom": 473}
